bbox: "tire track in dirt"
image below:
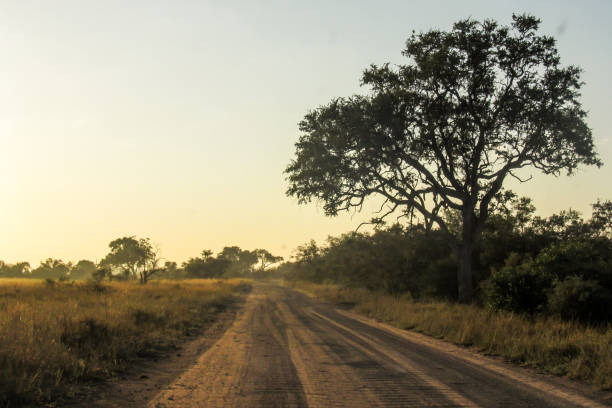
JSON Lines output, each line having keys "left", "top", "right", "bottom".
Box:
{"left": 149, "top": 284, "right": 611, "bottom": 408}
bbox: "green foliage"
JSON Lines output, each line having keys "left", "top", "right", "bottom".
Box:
{"left": 482, "top": 236, "right": 612, "bottom": 317}
{"left": 101, "top": 236, "right": 157, "bottom": 282}
{"left": 287, "top": 197, "right": 612, "bottom": 323}
{"left": 548, "top": 276, "right": 612, "bottom": 323}
{"left": 285, "top": 14, "right": 600, "bottom": 301}
{"left": 533, "top": 240, "right": 611, "bottom": 283}
{"left": 286, "top": 225, "right": 456, "bottom": 299}
{"left": 482, "top": 254, "right": 552, "bottom": 314}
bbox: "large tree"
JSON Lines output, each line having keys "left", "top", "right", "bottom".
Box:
{"left": 285, "top": 15, "right": 600, "bottom": 301}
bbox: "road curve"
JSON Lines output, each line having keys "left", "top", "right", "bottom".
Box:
{"left": 149, "top": 284, "right": 610, "bottom": 408}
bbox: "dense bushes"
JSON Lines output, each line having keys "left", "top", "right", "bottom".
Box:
{"left": 548, "top": 277, "right": 612, "bottom": 322}
{"left": 482, "top": 239, "right": 612, "bottom": 322}
{"left": 482, "top": 254, "right": 552, "bottom": 314}
{"left": 285, "top": 197, "right": 612, "bottom": 323}
{"left": 285, "top": 226, "right": 457, "bottom": 299}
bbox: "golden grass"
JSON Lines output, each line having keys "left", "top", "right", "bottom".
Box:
{"left": 0, "top": 278, "right": 250, "bottom": 405}
{"left": 288, "top": 281, "right": 612, "bottom": 390}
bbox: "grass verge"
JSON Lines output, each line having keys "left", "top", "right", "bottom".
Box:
{"left": 287, "top": 280, "right": 612, "bottom": 390}
{"left": 0, "top": 278, "right": 250, "bottom": 406}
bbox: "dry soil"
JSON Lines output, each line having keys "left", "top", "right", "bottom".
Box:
{"left": 148, "top": 284, "right": 611, "bottom": 407}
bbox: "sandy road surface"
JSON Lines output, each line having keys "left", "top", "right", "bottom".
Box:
{"left": 150, "top": 284, "right": 610, "bottom": 408}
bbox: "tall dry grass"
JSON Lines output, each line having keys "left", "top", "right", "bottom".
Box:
{"left": 288, "top": 281, "right": 612, "bottom": 390}
{"left": 0, "top": 278, "right": 249, "bottom": 406}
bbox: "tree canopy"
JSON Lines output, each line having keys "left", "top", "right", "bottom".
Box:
{"left": 285, "top": 14, "right": 600, "bottom": 301}
{"left": 253, "top": 249, "right": 283, "bottom": 272}
{"left": 101, "top": 236, "right": 160, "bottom": 283}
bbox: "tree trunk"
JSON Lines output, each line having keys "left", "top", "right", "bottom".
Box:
{"left": 456, "top": 242, "right": 474, "bottom": 303}
{"left": 456, "top": 208, "right": 476, "bottom": 303}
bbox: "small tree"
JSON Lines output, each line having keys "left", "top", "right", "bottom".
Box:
{"left": 253, "top": 249, "right": 283, "bottom": 273}
{"left": 71, "top": 260, "right": 97, "bottom": 280}
{"left": 285, "top": 14, "right": 600, "bottom": 301}
{"left": 138, "top": 241, "right": 162, "bottom": 284}
{"left": 101, "top": 236, "right": 159, "bottom": 283}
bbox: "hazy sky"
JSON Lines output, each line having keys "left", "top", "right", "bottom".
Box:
{"left": 1, "top": 1, "right": 611, "bottom": 266}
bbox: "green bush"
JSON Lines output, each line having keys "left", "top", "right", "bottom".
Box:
{"left": 483, "top": 243, "right": 612, "bottom": 321}
{"left": 482, "top": 254, "right": 552, "bottom": 314}
{"left": 548, "top": 276, "right": 612, "bottom": 322}
{"left": 533, "top": 240, "right": 610, "bottom": 283}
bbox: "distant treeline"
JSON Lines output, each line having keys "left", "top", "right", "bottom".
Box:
{"left": 0, "top": 239, "right": 282, "bottom": 283}
{"left": 281, "top": 194, "right": 612, "bottom": 323}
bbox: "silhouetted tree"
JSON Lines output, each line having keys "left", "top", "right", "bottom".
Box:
{"left": 0, "top": 261, "right": 30, "bottom": 277}
{"left": 253, "top": 249, "right": 283, "bottom": 273}
{"left": 183, "top": 255, "right": 230, "bottom": 278}
{"left": 70, "top": 260, "right": 97, "bottom": 280}
{"left": 218, "top": 246, "right": 258, "bottom": 276}
{"left": 31, "top": 259, "right": 71, "bottom": 280}
{"left": 285, "top": 14, "right": 601, "bottom": 301}
{"left": 101, "top": 236, "right": 158, "bottom": 283}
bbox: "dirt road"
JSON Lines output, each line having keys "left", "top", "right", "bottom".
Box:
{"left": 149, "top": 284, "right": 610, "bottom": 408}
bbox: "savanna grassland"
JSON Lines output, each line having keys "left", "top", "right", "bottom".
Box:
{"left": 0, "top": 278, "right": 250, "bottom": 406}
{"left": 288, "top": 281, "right": 612, "bottom": 390}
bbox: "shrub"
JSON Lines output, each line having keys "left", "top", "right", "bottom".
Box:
{"left": 61, "top": 318, "right": 113, "bottom": 359}
{"left": 482, "top": 253, "right": 552, "bottom": 314}
{"left": 548, "top": 276, "right": 612, "bottom": 322}
{"left": 533, "top": 240, "right": 610, "bottom": 283}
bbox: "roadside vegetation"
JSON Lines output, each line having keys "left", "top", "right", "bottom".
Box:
{"left": 289, "top": 280, "right": 612, "bottom": 390}
{"left": 281, "top": 14, "right": 611, "bottom": 389}
{"left": 281, "top": 196, "right": 612, "bottom": 389}
{"left": 0, "top": 278, "right": 250, "bottom": 406}
{"left": 284, "top": 15, "right": 602, "bottom": 303}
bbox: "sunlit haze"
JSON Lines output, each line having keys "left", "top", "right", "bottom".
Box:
{"left": 1, "top": 0, "right": 611, "bottom": 266}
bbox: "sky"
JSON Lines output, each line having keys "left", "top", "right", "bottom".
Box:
{"left": 1, "top": 0, "right": 611, "bottom": 266}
